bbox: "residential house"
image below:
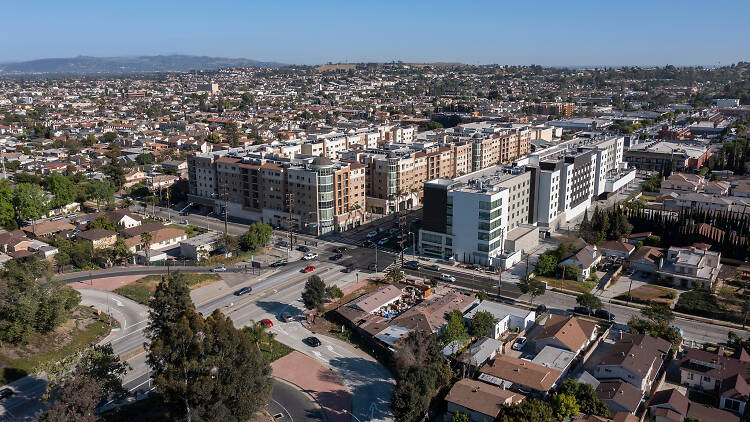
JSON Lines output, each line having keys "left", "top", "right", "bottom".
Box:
{"left": 459, "top": 337, "right": 504, "bottom": 368}
{"left": 657, "top": 246, "right": 721, "bottom": 289}
{"left": 124, "top": 227, "right": 187, "bottom": 253}
{"left": 22, "top": 221, "right": 76, "bottom": 238}
{"left": 444, "top": 379, "right": 523, "bottom": 422}
{"left": 478, "top": 354, "right": 563, "bottom": 397}
{"left": 628, "top": 246, "right": 664, "bottom": 275}
{"left": 599, "top": 240, "right": 636, "bottom": 259}
{"left": 649, "top": 388, "right": 740, "bottom": 422}
{"left": 593, "top": 333, "right": 670, "bottom": 391}
{"left": 528, "top": 314, "right": 597, "bottom": 354}
{"left": 76, "top": 229, "right": 118, "bottom": 250}
{"left": 463, "top": 301, "right": 536, "bottom": 339}
{"left": 179, "top": 231, "right": 223, "bottom": 261}
{"left": 625, "top": 232, "right": 652, "bottom": 246}
{"left": 595, "top": 380, "right": 643, "bottom": 415}
{"left": 560, "top": 244, "right": 602, "bottom": 281}
{"left": 572, "top": 413, "right": 638, "bottom": 422}
{"left": 680, "top": 347, "right": 750, "bottom": 415}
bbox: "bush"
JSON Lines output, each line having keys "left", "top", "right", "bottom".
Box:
{"left": 675, "top": 290, "right": 719, "bottom": 318}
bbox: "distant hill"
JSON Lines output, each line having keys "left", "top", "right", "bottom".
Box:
{"left": 0, "top": 55, "right": 285, "bottom": 75}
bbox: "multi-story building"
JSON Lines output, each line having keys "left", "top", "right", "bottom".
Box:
{"left": 624, "top": 140, "right": 711, "bottom": 172}
{"left": 418, "top": 165, "right": 538, "bottom": 267}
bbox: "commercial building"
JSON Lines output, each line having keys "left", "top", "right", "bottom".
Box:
{"left": 624, "top": 140, "right": 711, "bottom": 171}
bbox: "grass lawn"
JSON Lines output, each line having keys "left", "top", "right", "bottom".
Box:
{"left": 0, "top": 306, "right": 114, "bottom": 385}
{"left": 167, "top": 224, "right": 200, "bottom": 238}
{"left": 114, "top": 273, "right": 221, "bottom": 305}
{"left": 260, "top": 340, "right": 293, "bottom": 362}
{"left": 537, "top": 276, "right": 596, "bottom": 293}
{"left": 615, "top": 284, "right": 677, "bottom": 305}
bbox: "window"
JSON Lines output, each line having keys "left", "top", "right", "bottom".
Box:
{"left": 703, "top": 376, "right": 711, "bottom": 382}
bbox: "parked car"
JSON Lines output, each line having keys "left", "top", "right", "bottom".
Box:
{"left": 305, "top": 336, "right": 322, "bottom": 347}
{"left": 366, "top": 231, "right": 378, "bottom": 238}
{"left": 403, "top": 261, "right": 420, "bottom": 270}
{"left": 269, "top": 259, "right": 288, "bottom": 267}
{"left": 0, "top": 388, "right": 13, "bottom": 400}
{"left": 389, "top": 227, "right": 400, "bottom": 235}
{"left": 377, "top": 237, "right": 389, "bottom": 246}
{"left": 302, "top": 253, "right": 318, "bottom": 260}
{"left": 333, "top": 247, "right": 347, "bottom": 254}
{"left": 536, "top": 304, "right": 548, "bottom": 314}
{"left": 234, "top": 286, "right": 253, "bottom": 296}
{"left": 260, "top": 318, "right": 274, "bottom": 328}
{"left": 297, "top": 245, "right": 310, "bottom": 253}
{"left": 512, "top": 337, "right": 527, "bottom": 351}
{"left": 279, "top": 312, "right": 292, "bottom": 323}
{"left": 301, "top": 265, "right": 315, "bottom": 273}
{"left": 363, "top": 240, "right": 375, "bottom": 248}
{"left": 595, "top": 309, "right": 615, "bottom": 321}
{"left": 342, "top": 265, "right": 355, "bottom": 273}
{"left": 573, "top": 306, "right": 593, "bottom": 316}
{"left": 211, "top": 265, "right": 227, "bottom": 272}
{"left": 439, "top": 273, "right": 456, "bottom": 282}
{"left": 424, "top": 264, "right": 440, "bottom": 271}
{"left": 329, "top": 253, "right": 343, "bottom": 261}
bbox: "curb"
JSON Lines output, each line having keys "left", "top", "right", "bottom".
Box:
{"left": 272, "top": 376, "right": 331, "bottom": 422}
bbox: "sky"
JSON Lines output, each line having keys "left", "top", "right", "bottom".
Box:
{"left": 2, "top": 0, "right": 749, "bottom": 66}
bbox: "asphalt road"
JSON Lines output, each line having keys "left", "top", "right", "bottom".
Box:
{"left": 269, "top": 381, "right": 324, "bottom": 422}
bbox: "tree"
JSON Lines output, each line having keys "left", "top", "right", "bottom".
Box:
{"left": 136, "top": 153, "right": 155, "bottom": 165}
{"left": 219, "top": 233, "right": 238, "bottom": 254}
{"left": 41, "top": 344, "right": 129, "bottom": 401}
{"left": 146, "top": 272, "right": 194, "bottom": 341}
{"left": 225, "top": 121, "right": 241, "bottom": 147}
{"left": 386, "top": 266, "right": 405, "bottom": 283}
{"left": 534, "top": 253, "right": 558, "bottom": 277}
{"left": 239, "top": 222, "right": 273, "bottom": 251}
{"left": 470, "top": 310, "right": 497, "bottom": 338}
{"left": 45, "top": 173, "right": 76, "bottom": 209}
{"left": 244, "top": 320, "right": 275, "bottom": 352}
{"left": 642, "top": 304, "right": 675, "bottom": 326}
{"left": 13, "top": 183, "right": 49, "bottom": 224}
{"left": 140, "top": 231, "right": 153, "bottom": 265}
{"left": 0, "top": 180, "right": 17, "bottom": 229}
{"left": 89, "top": 215, "right": 116, "bottom": 231}
{"left": 325, "top": 284, "right": 344, "bottom": 299}
{"left": 450, "top": 412, "right": 469, "bottom": 422}
{"left": 38, "top": 374, "right": 101, "bottom": 422}
{"left": 577, "top": 292, "right": 603, "bottom": 310}
{"left": 550, "top": 393, "right": 579, "bottom": 420}
{"left": 85, "top": 179, "right": 116, "bottom": 211}
{"left": 497, "top": 398, "right": 554, "bottom": 422}
{"left": 442, "top": 310, "right": 468, "bottom": 345}
{"left": 557, "top": 379, "right": 610, "bottom": 417}
{"left": 475, "top": 291, "right": 488, "bottom": 302}
{"left": 518, "top": 278, "right": 546, "bottom": 306}
{"left": 302, "top": 275, "right": 327, "bottom": 312}
{"left": 111, "top": 237, "right": 133, "bottom": 265}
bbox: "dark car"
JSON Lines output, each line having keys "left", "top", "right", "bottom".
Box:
{"left": 329, "top": 253, "right": 343, "bottom": 261}
{"left": 0, "top": 388, "right": 12, "bottom": 400}
{"left": 363, "top": 240, "right": 375, "bottom": 248}
{"left": 536, "top": 304, "right": 548, "bottom": 314}
{"left": 297, "top": 245, "right": 310, "bottom": 253}
{"left": 424, "top": 264, "right": 440, "bottom": 271}
{"left": 269, "top": 259, "right": 288, "bottom": 267}
{"left": 573, "top": 306, "right": 593, "bottom": 316}
{"left": 595, "top": 309, "right": 615, "bottom": 321}
{"left": 333, "top": 247, "right": 347, "bottom": 254}
{"left": 342, "top": 265, "right": 355, "bottom": 273}
{"left": 234, "top": 286, "right": 253, "bottom": 296}
{"left": 279, "top": 312, "right": 292, "bottom": 323}
{"left": 305, "top": 336, "right": 322, "bottom": 347}
{"left": 403, "top": 261, "right": 420, "bottom": 270}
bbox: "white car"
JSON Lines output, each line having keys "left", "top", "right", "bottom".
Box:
{"left": 366, "top": 231, "right": 378, "bottom": 238}
{"left": 377, "top": 237, "right": 389, "bottom": 246}
{"left": 512, "top": 337, "right": 527, "bottom": 351}
{"left": 211, "top": 265, "right": 227, "bottom": 272}
{"left": 439, "top": 273, "right": 456, "bottom": 282}
{"left": 302, "top": 253, "right": 318, "bottom": 260}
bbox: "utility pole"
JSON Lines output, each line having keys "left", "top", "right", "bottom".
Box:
{"left": 222, "top": 183, "right": 228, "bottom": 235}
{"left": 286, "top": 192, "right": 294, "bottom": 261}
{"left": 399, "top": 212, "right": 406, "bottom": 267}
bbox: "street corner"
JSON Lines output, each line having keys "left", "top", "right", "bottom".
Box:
{"left": 66, "top": 274, "right": 144, "bottom": 291}
{"left": 271, "top": 351, "right": 352, "bottom": 422}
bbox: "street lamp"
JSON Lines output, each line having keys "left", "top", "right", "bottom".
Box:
{"left": 342, "top": 409, "right": 364, "bottom": 422}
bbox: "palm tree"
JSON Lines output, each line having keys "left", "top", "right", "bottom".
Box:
{"left": 386, "top": 267, "right": 405, "bottom": 283}
{"left": 140, "top": 231, "right": 153, "bottom": 265}
{"left": 244, "top": 321, "right": 275, "bottom": 353}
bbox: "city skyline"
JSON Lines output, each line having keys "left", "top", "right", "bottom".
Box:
{"left": 2, "top": 0, "right": 749, "bottom": 66}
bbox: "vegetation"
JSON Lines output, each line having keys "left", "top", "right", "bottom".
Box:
{"left": 628, "top": 304, "right": 682, "bottom": 349}
{"left": 579, "top": 206, "right": 633, "bottom": 245}
{"left": 557, "top": 379, "right": 610, "bottom": 417}
{"left": 114, "top": 272, "right": 221, "bottom": 305}
{"left": 518, "top": 278, "right": 546, "bottom": 306}
{"left": 470, "top": 310, "right": 497, "bottom": 338}
{"left": 442, "top": 310, "right": 468, "bottom": 345}
{"left": 239, "top": 222, "right": 273, "bottom": 251}
{"left": 301, "top": 275, "right": 328, "bottom": 312}
{"left": 675, "top": 290, "right": 721, "bottom": 319}
{"left": 642, "top": 173, "right": 662, "bottom": 192}
{"left": 576, "top": 292, "right": 603, "bottom": 310}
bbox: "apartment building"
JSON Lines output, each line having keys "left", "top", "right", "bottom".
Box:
{"left": 418, "top": 166, "right": 538, "bottom": 267}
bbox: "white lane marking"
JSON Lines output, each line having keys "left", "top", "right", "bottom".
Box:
{"left": 271, "top": 398, "right": 294, "bottom": 422}
{"left": 326, "top": 345, "right": 343, "bottom": 357}
{"left": 275, "top": 327, "right": 289, "bottom": 336}
{"left": 312, "top": 351, "right": 323, "bottom": 359}
{"left": 113, "top": 298, "right": 123, "bottom": 307}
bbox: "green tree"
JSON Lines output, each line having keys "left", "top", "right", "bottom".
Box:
{"left": 45, "top": 173, "right": 76, "bottom": 209}
{"left": 13, "top": 183, "right": 49, "bottom": 224}
{"left": 89, "top": 215, "right": 116, "bottom": 231}
{"left": 450, "top": 412, "right": 469, "bottom": 422}
{"left": 534, "top": 254, "right": 558, "bottom": 276}
{"left": 325, "top": 284, "right": 344, "bottom": 299}
{"left": 85, "top": 179, "right": 116, "bottom": 211}
{"left": 136, "top": 153, "right": 155, "bottom": 165}
{"left": 219, "top": 233, "right": 238, "bottom": 254}
{"left": 518, "top": 278, "right": 546, "bottom": 306}
{"left": 239, "top": 222, "right": 273, "bottom": 251}
{"left": 302, "top": 275, "right": 327, "bottom": 312}
{"left": 442, "top": 310, "right": 468, "bottom": 345}
{"left": 39, "top": 374, "right": 101, "bottom": 422}
{"left": 41, "top": 344, "right": 130, "bottom": 401}
{"left": 550, "top": 393, "right": 579, "bottom": 420}
{"left": 225, "top": 121, "right": 241, "bottom": 147}
{"left": 140, "top": 231, "right": 153, "bottom": 265}
{"left": 386, "top": 266, "right": 405, "bottom": 283}
{"left": 0, "top": 180, "right": 17, "bottom": 229}
{"left": 470, "top": 310, "right": 497, "bottom": 338}
{"left": 642, "top": 304, "right": 675, "bottom": 326}
{"left": 557, "top": 379, "right": 610, "bottom": 417}
{"left": 475, "top": 290, "right": 488, "bottom": 302}
{"left": 577, "top": 292, "right": 603, "bottom": 310}
{"left": 145, "top": 272, "right": 194, "bottom": 341}
{"left": 561, "top": 264, "right": 582, "bottom": 281}
{"left": 497, "top": 398, "right": 554, "bottom": 422}
{"left": 111, "top": 237, "right": 133, "bottom": 264}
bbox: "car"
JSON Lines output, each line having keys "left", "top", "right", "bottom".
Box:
{"left": 329, "top": 253, "right": 343, "bottom": 261}
{"left": 424, "top": 264, "right": 439, "bottom": 271}
{"left": 260, "top": 318, "right": 274, "bottom": 328}
{"left": 342, "top": 265, "right": 355, "bottom": 273}
{"left": 279, "top": 312, "right": 292, "bottom": 323}
{"left": 403, "top": 261, "right": 420, "bottom": 270}
{"left": 669, "top": 325, "right": 684, "bottom": 337}
{"left": 389, "top": 227, "right": 400, "bottom": 235}
{"left": 305, "top": 336, "right": 322, "bottom": 347}
{"left": 363, "top": 240, "right": 375, "bottom": 248}
{"left": 50, "top": 216, "right": 64, "bottom": 221}
{"left": 301, "top": 265, "right": 315, "bottom": 273}
{"left": 595, "top": 309, "right": 615, "bottom": 321}
{"left": 302, "top": 253, "right": 318, "bottom": 260}
{"left": 573, "top": 306, "right": 593, "bottom": 316}
{"left": 366, "top": 231, "right": 378, "bottom": 238}
{"left": 333, "top": 247, "right": 347, "bottom": 254}
{"left": 0, "top": 388, "right": 13, "bottom": 400}
{"left": 297, "top": 245, "right": 310, "bottom": 253}
{"left": 439, "top": 273, "right": 456, "bottom": 282}
{"left": 377, "top": 237, "right": 389, "bottom": 246}
{"left": 512, "top": 337, "right": 527, "bottom": 351}
{"left": 234, "top": 286, "right": 253, "bottom": 296}
{"left": 67, "top": 213, "right": 78, "bottom": 218}
{"left": 269, "top": 259, "right": 288, "bottom": 267}
{"left": 211, "top": 265, "right": 227, "bottom": 272}
{"left": 536, "top": 304, "right": 548, "bottom": 314}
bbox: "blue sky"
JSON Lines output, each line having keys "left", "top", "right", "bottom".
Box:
{"left": 2, "top": 0, "right": 749, "bottom": 65}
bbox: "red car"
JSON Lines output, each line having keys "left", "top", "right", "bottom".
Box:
{"left": 301, "top": 265, "right": 315, "bottom": 273}
{"left": 260, "top": 318, "right": 274, "bottom": 328}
